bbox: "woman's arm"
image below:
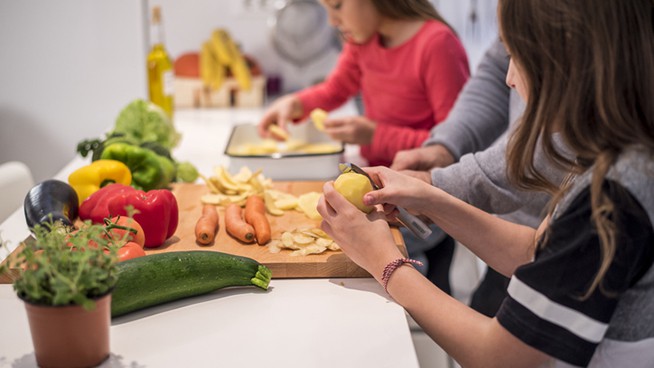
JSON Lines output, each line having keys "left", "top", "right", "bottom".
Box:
{"left": 387, "top": 267, "right": 549, "bottom": 367}
{"left": 318, "top": 180, "right": 549, "bottom": 367}
{"left": 363, "top": 166, "right": 537, "bottom": 275}
{"left": 423, "top": 38, "right": 511, "bottom": 160}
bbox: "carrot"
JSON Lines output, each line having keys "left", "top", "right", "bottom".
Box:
{"left": 244, "top": 195, "right": 271, "bottom": 245}
{"left": 225, "top": 203, "right": 255, "bottom": 243}
{"left": 195, "top": 204, "right": 220, "bottom": 245}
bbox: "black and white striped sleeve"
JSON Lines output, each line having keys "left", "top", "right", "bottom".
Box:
{"left": 496, "top": 181, "right": 654, "bottom": 366}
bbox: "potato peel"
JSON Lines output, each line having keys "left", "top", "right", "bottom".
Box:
{"left": 270, "top": 228, "right": 340, "bottom": 255}
{"left": 201, "top": 166, "right": 273, "bottom": 207}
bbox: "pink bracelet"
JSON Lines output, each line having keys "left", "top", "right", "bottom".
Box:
{"left": 381, "top": 258, "right": 423, "bottom": 293}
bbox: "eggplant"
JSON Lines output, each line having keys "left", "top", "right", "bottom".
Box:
{"left": 24, "top": 179, "right": 79, "bottom": 229}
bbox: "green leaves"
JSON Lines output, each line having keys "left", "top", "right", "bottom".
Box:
{"left": 4, "top": 222, "right": 118, "bottom": 310}
{"left": 114, "top": 99, "right": 180, "bottom": 150}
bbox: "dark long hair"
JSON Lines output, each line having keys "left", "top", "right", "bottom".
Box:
{"left": 500, "top": 0, "right": 654, "bottom": 297}
{"left": 371, "top": 0, "right": 453, "bottom": 30}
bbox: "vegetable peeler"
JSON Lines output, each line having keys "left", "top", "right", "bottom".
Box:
{"left": 338, "top": 163, "right": 433, "bottom": 240}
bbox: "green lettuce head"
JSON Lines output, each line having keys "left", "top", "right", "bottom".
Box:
{"left": 113, "top": 99, "right": 181, "bottom": 149}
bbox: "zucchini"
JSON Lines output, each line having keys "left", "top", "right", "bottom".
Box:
{"left": 111, "top": 251, "right": 272, "bottom": 317}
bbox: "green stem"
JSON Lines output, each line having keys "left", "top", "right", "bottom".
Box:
{"left": 103, "top": 217, "right": 137, "bottom": 235}
{"left": 250, "top": 265, "right": 272, "bottom": 290}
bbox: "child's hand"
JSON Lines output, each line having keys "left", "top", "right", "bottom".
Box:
{"left": 323, "top": 115, "right": 376, "bottom": 145}
{"left": 257, "top": 95, "right": 303, "bottom": 139}
{"left": 317, "top": 181, "right": 402, "bottom": 281}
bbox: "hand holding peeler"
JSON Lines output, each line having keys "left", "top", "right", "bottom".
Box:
{"left": 338, "top": 163, "right": 432, "bottom": 240}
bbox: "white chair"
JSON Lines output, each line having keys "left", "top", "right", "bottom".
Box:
{"left": 0, "top": 161, "right": 34, "bottom": 223}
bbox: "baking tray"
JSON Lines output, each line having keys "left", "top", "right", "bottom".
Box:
{"left": 225, "top": 123, "right": 344, "bottom": 180}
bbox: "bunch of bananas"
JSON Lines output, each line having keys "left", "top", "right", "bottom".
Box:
{"left": 200, "top": 29, "right": 252, "bottom": 91}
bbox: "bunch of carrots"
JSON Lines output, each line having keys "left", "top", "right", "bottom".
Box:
{"left": 194, "top": 195, "right": 270, "bottom": 246}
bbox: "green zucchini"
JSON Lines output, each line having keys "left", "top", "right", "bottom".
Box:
{"left": 111, "top": 251, "right": 272, "bottom": 317}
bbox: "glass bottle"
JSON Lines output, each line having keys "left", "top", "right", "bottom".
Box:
{"left": 147, "top": 6, "right": 174, "bottom": 118}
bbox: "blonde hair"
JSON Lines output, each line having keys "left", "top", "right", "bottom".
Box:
{"left": 500, "top": 0, "right": 654, "bottom": 297}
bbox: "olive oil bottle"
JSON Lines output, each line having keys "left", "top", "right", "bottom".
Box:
{"left": 147, "top": 6, "right": 174, "bottom": 118}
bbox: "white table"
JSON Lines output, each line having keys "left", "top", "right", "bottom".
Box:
{"left": 0, "top": 106, "right": 420, "bottom": 368}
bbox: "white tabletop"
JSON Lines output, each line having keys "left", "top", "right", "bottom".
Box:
{"left": 0, "top": 104, "right": 419, "bottom": 368}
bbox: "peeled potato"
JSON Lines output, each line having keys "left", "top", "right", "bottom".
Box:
{"left": 268, "top": 124, "right": 289, "bottom": 141}
{"left": 310, "top": 108, "right": 328, "bottom": 131}
{"left": 333, "top": 172, "right": 374, "bottom": 213}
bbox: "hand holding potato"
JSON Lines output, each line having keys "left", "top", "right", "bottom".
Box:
{"left": 318, "top": 181, "right": 402, "bottom": 280}
{"left": 257, "top": 94, "right": 304, "bottom": 140}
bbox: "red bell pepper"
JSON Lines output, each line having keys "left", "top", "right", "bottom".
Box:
{"left": 107, "top": 189, "right": 178, "bottom": 248}
{"left": 79, "top": 184, "right": 134, "bottom": 223}
{"left": 79, "top": 183, "right": 178, "bottom": 248}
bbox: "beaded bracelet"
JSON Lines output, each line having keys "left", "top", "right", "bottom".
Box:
{"left": 381, "top": 258, "right": 423, "bottom": 293}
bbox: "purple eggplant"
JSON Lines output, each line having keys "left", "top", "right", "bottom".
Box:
{"left": 24, "top": 179, "right": 79, "bottom": 229}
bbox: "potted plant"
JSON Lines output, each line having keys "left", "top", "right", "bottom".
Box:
{"left": 1, "top": 221, "right": 118, "bottom": 368}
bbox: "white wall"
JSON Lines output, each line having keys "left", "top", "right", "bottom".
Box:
{"left": 0, "top": 0, "right": 147, "bottom": 182}
{"left": 0, "top": 0, "right": 498, "bottom": 184}
{"left": 437, "top": 0, "right": 499, "bottom": 68}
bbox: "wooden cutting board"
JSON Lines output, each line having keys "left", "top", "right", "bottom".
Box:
{"left": 0, "top": 182, "right": 406, "bottom": 282}
{"left": 157, "top": 182, "right": 405, "bottom": 278}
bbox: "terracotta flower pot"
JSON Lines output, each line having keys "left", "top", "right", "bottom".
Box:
{"left": 23, "top": 293, "right": 111, "bottom": 368}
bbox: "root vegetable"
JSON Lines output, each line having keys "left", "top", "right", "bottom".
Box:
{"left": 244, "top": 195, "right": 271, "bottom": 245}
{"left": 225, "top": 203, "right": 255, "bottom": 243}
{"left": 195, "top": 204, "right": 220, "bottom": 245}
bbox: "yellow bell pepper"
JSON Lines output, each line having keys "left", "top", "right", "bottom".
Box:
{"left": 68, "top": 159, "right": 132, "bottom": 203}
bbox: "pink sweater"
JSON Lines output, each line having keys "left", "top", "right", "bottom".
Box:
{"left": 296, "top": 20, "right": 469, "bottom": 166}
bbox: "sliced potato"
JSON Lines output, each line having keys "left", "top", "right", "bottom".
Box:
{"left": 291, "top": 244, "right": 327, "bottom": 256}
{"left": 297, "top": 192, "right": 323, "bottom": 220}
{"left": 264, "top": 191, "right": 284, "bottom": 216}
{"left": 309, "top": 228, "right": 329, "bottom": 238}
{"left": 281, "top": 231, "right": 298, "bottom": 249}
{"left": 315, "top": 237, "right": 334, "bottom": 248}
{"left": 310, "top": 108, "right": 328, "bottom": 131}
{"left": 201, "top": 193, "right": 230, "bottom": 206}
{"left": 268, "top": 124, "right": 289, "bottom": 141}
{"left": 271, "top": 228, "right": 339, "bottom": 256}
{"left": 202, "top": 166, "right": 274, "bottom": 207}
{"left": 275, "top": 197, "right": 298, "bottom": 210}
{"left": 292, "top": 233, "right": 315, "bottom": 245}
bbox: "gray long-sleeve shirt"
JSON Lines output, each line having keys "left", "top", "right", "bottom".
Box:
{"left": 423, "top": 39, "right": 566, "bottom": 228}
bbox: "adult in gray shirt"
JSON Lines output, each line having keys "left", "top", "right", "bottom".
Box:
{"left": 391, "top": 39, "right": 566, "bottom": 315}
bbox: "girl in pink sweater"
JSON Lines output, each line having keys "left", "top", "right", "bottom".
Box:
{"left": 258, "top": 0, "right": 469, "bottom": 167}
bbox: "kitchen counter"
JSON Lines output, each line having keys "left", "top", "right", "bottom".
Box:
{"left": 0, "top": 105, "right": 420, "bottom": 368}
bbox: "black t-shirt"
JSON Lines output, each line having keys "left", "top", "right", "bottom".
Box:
{"left": 496, "top": 179, "right": 654, "bottom": 366}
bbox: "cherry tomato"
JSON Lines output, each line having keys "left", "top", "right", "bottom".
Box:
{"left": 104, "top": 216, "right": 146, "bottom": 248}
{"left": 117, "top": 242, "right": 146, "bottom": 262}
